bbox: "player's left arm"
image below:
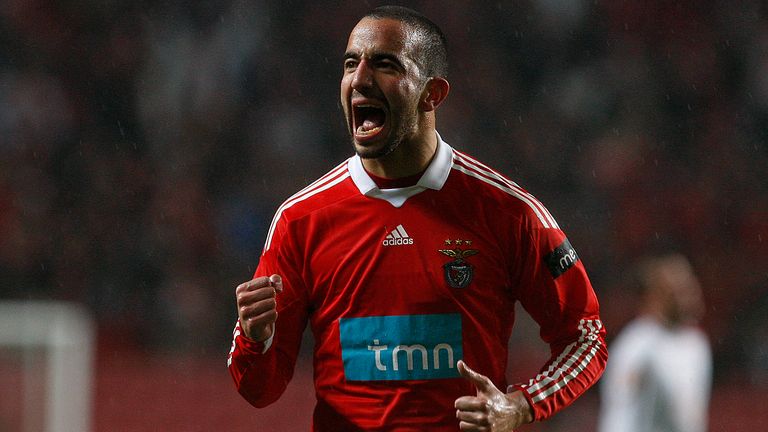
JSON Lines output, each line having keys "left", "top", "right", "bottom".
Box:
{"left": 509, "top": 226, "right": 608, "bottom": 422}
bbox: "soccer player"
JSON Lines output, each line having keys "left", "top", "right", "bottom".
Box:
{"left": 598, "top": 254, "right": 711, "bottom": 432}
{"left": 228, "top": 6, "right": 607, "bottom": 431}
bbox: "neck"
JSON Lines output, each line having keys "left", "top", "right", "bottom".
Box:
{"left": 362, "top": 127, "right": 438, "bottom": 179}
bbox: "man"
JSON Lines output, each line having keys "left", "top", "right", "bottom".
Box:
{"left": 598, "top": 254, "right": 711, "bottom": 432}
{"left": 228, "top": 6, "right": 607, "bottom": 431}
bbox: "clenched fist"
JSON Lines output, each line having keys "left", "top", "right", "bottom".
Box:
{"left": 235, "top": 274, "right": 283, "bottom": 342}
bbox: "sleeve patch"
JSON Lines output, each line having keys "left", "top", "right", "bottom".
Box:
{"left": 544, "top": 239, "right": 579, "bottom": 279}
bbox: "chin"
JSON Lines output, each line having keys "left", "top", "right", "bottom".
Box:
{"left": 353, "top": 138, "right": 399, "bottom": 160}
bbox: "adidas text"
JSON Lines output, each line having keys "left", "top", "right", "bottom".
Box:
{"left": 383, "top": 237, "right": 414, "bottom": 246}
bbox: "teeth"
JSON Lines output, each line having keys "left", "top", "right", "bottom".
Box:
{"left": 356, "top": 125, "right": 383, "bottom": 136}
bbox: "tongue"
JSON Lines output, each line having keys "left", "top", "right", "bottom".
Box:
{"left": 362, "top": 119, "right": 380, "bottom": 131}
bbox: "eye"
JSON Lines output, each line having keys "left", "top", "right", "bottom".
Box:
{"left": 344, "top": 59, "right": 358, "bottom": 71}
{"left": 376, "top": 60, "right": 397, "bottom": 71}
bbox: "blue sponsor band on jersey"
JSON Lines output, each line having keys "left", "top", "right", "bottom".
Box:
{"left": 339, "top": 313, "right": 463, "bottom": 381}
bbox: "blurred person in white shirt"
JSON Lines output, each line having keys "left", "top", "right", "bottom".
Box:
{"left": 598, "top": 253, "right": 711, "bottom": 432}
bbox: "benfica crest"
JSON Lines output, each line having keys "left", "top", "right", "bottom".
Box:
{"left": 439, "top": 240, "right": 479, "bottom": 289}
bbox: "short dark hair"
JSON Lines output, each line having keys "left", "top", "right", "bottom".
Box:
{"left": 364, "top": 5, "right": 448, "bottom": 79}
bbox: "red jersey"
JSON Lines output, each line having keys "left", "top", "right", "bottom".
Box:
{"left": 228, "top": 133, "right": 607, "bottom": 431}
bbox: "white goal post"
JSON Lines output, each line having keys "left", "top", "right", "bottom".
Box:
{"left": 0, "top": 301, "right": 95, "bottom": 432}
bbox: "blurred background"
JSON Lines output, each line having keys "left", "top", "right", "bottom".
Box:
{"left": 0, "top": 0, "right": 766, "bottom": 430}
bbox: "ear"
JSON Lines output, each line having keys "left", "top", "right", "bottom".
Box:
{"left": 419, "top": 77, "right": 450, "bottom": 112}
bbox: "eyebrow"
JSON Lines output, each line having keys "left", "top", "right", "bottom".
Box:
{"left": 343, "top": 51, "right": 406, "bottom": 69}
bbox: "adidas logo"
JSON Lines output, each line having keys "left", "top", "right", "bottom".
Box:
{"left": 382, "top": 224, "right": 414, "bottom": 246}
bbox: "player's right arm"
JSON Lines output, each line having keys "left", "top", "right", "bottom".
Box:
{"left": 228, "top": 213, "right": 309, "bottom": 408}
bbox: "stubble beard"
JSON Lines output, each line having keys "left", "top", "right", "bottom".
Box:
{"left": 353, "top": 135, "right": 400, "bottom": 160}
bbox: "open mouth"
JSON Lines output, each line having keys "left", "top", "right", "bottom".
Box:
{"left": 353, "top": 104, "right": 386, "bottom": 139}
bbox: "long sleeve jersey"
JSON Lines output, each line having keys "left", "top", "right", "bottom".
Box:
{"left": 228, "top": 134, "right": 607, "bottom": 431}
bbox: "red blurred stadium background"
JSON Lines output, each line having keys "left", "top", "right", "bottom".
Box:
{"left": 1, "top": 0, "right": 767, "bottom": 430}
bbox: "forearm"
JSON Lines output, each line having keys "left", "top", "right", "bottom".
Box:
{"left": 228, "top": 320, "right": 294, "bottom": 408}
{"left": 512, "top": 331, "right": 608, "bottom": 421}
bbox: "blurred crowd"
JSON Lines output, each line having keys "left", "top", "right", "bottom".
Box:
{"left": 1, "top": 0, "right": 766, "bottom": 388}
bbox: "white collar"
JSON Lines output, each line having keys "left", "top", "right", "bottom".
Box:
{"left": 348, "top": 131, "right": 453, "bottom": 208}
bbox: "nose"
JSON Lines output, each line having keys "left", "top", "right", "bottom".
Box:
{"left": 351, "top": 59, "right": 374, "bottom": 91}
